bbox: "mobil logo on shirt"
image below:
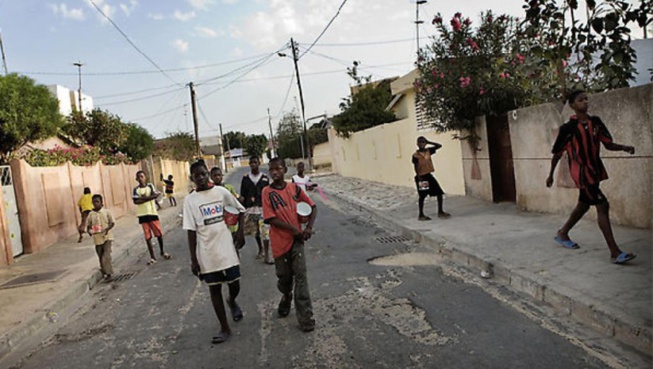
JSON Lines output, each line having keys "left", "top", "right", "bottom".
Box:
{"left": 200, "top": 202, "right": 224, "bottom": 225}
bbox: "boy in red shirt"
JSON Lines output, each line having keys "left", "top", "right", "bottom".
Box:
{"left": 546, "top": 90, "right": 636, "bottom": 264}
{"left": 262, "top": 158, "right": 317, "bottom": 332}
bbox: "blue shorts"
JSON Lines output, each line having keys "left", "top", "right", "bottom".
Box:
{"left": 201, "top": 265, "right": 240, "bottom": 285}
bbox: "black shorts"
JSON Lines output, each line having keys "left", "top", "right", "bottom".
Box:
{"left": 201, "top": 265, "right": 241, "bottom": 285}
{"left": 579, "top": 185, "right": 607, "bottom": 205}
{"left": 415, "top": 173, "right": 444, "bottom": 197}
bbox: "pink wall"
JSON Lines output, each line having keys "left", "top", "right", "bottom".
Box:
{"left": 9, "top": 159, "right": 140, "bottom": 254}
{"left": 0, "top": 188, "right": 13, "bottom": 266}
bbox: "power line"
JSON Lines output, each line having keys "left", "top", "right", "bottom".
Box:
{"left": 16, "top": 52, "right": 273, "bottom": 77}
{"left": 96, "top": 85, "right": 186, "bottom": 107}
{"left": 299, "top": 0, "right": 349, "bottom": 59}
{"left": 195, "top": 51, "right": 279, "bottom": 86}
{"left": 297, "top": 37, "right": 422, "bottom": 47}
{"left": 275, "top": 73, "right": 295, "bottom": 118}
{"left": 87, "top": 0, "right": 183, "bottom": 87}
{"left": 95, "top": 83, "right": 179, "bottom": 99}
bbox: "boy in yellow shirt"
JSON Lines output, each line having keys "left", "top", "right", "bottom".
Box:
{"left": 77, "top": 187, "right": 93, "bottom": 243}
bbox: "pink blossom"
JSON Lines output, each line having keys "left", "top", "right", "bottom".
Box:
{"left": 431, "top": 70, "right": 438, "bottom": 76}
{"left": 516, "top": 54, "right": 525, "bottom": 63}
{"left": 479, "top": 88, "right": 486, "bottom": 95}
{"left": 454, "top": 12, "right": 462, "bottom": 18}
{"left": 466, "top": 38, "right": 479, "bottom": 51}
{"left": 451, "top": 17, "right": 462, "bottom": 31}
{"left": 500, "top": 72, "right": 507, "bottom": 79}
{"left": 459, "top": 76, "right": 471, "bottom": 88}
{"left": 434, "top": 83, "right": 440, "bottom": 89}
{"left": 487, "top": 15, "right": 493, "bottom": 23}
{"left": 463, "top": 18, "right": 472, "bottom": 26}
{"left": 562, "top": 60, "right": 567, "bottom": 67}
{"left": 440, "top": 72, "right": 445, "bottom": 78}
{"left": 432, "top": 16, "right": 442, "bottom": 24}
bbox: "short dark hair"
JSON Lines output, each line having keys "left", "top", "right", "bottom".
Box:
{"left": 249, "top": 155, "right": 260, "bottom": 162}
{"left": 210, "top": 166, "right": 221, "bottom": 173}
{"left": 417, "top": 136, "right": 427, "bottom": 142}
{"left": 83, "top": 187, "right": 91, "bottom": 194}
{"left": 136, "top": 170, "right": 146, "bottom": 178}
{"left": 566, "top": 90, "right": 585, "bottom": 105}
{"left": 269, "top": 157, "right": 285, "bottom": 168}
{"left": 168, "top": 174, "right": 173, "bottom": 179}
{"left": 92, "top": 194, "right": 103, "bottom": 203}
{"left": 190, "top": 160, "right": 207, "bottom": 174}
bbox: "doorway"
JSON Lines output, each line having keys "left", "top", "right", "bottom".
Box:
{"left": 486, "top": 115, "right": 516, "bottom": 203}
{"left": 1, "top": 166, "right": 23, "bottom": 257}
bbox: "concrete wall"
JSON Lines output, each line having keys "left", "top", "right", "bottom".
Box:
{"left": 460, "top": 116, "right": 494, "bottom": 202}
{"left": 0, "top": 188, "right": 12, "bottom": 266}
{"left": 510, "top": 84, "right": 652, "bottom": 228}
{"left": 328, "top": 118, "right": 465, "bottom": 195}
{"left": 312, "top": 142, "right": 332, "bottom": 170}
{"left": 149, "top": 157, "right": 191, "bottom": 195}
{"left": 9, "top": 159, "right": 141, "bottom": 255}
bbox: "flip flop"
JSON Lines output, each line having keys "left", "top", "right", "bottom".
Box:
{"left": 554, "top": 236, "right": 580, "bottom": 249}
{"left": 228, "top": 300, "right": 243, "bottom": 322}
{"left": 612, "top": 252, "right": 636, "bottom": 265}
{"left": 211, "top": 331, "right": 231, "bottom": 344}
{"left": 161, "top": 253, "right": 171, "bottom": 260}
{"left": 146, "top": 259, "right": 157, "bottom": 266}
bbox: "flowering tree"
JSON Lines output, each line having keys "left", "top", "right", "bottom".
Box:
{"left": 416, "top": 12, "right": 538, "bottom": 138}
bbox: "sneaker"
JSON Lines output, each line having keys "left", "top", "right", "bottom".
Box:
{"left": 277, "top": 293, "right": 292, "bottom": 318}
{"left": 300, "top": 319, "right": 315, "bottom": 332}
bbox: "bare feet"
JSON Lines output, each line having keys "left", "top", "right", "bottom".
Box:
{"left": 438, "top": 212, "right": 451, "bottom": 219}
{"left": 418, "top": 215, "right": 431, "bottom": 221}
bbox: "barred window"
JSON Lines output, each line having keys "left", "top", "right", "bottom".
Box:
{"left": 415, "top": 97, "right": 439, "bottom": 132}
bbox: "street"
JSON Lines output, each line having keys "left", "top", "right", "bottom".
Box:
{"left": 10, "top": 166, "right": 611, "bottom": 369}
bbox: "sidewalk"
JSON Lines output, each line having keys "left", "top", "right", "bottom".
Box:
{"left": 0, "top": 202, "right": 182, "bottom": 362}
{"left": 314, "top": 174, "right": 652, "bottom": 356}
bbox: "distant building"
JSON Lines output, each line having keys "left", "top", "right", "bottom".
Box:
{"left": 46, "top": 85, "right": 94, "bottom": 116}
{"left": 631, "top": 38, "right": 652, "bottom": 87}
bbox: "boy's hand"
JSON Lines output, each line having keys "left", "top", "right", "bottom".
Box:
{"left": 624, "top": 145, "right": 635, "bottom": 155}
{"left": 234, "top": 230, "right": 245, "bottom": 249}
{"left": 546, "top": 175, "right": 554, "bottom": 188}
{"left": 303, "top": 226, "right": 313, "bottom": 241}
{"left": 292, "top": 227, "right": 303, "bottom": 240}
{"left": 190, "top": 259, "right": 201, "bottom": 277}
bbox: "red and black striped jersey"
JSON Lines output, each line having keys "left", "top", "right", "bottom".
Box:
{"left": 552, "top": 115, "right": 613, "bottom": 189}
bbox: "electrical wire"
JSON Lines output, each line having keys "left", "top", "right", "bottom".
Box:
{"left": 297, "top": 37, "right": 420, "bottom": 47}
{"left": 96, "top": 86, "right": 186, "bottom": 107}
{"left": 95, "top": 83, "right": 179, "bottom": 99}
{"left": 87, "top": 0, "right": 183, "bottom": 87}
{"left": 275, "top": 73, "right": 295, "bottom": 118}
{"left": 299, "top": 0, "right": 349, "bottom": 59}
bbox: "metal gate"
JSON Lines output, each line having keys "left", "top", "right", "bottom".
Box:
{"left": 1, "top": 166, "right": 23, "bottom": 257}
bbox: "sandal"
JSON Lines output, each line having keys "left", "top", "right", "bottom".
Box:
{"left": 146, "top": 259, "right": 157, "bottom": 266}
{"left": 418, "top": 216, "right": 431, "bottom": 221}
{"left": 162, "top": 253, "right": 172, "bottom": 260}
{"left": 554, "top": 236, "right": 580, "bottom": 250}
{"left": 228, "top": 299, "right": 243, "bottom": 322}
{"left": 211, "top": 331, "right": 231, "bottom": 344}
{"left": 438, "top": 212, "right": 451, "bottom": 218}
{"left": 612, "top": 252, "right": 636, "bottom": 265}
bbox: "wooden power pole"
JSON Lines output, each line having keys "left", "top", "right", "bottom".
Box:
{"left": 189, "top": 82, "right": 201, "bottom": 159}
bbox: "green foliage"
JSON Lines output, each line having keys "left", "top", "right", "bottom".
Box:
{"left": 245, "top": 134, "right": 268, "bottom": 159}
{"left": 63, "top": 108, "right": 128, "bottom": 155}
{"left": 156, "top": 131, "right": 196, "bottom": 162}
{"left": 522, "top": 0, "right": 650, "bottom": 95}
{"left": 22, "top": 146, "right": 133, "bottom": 167}
{"left": 120, "top": 123, "right": 154, "bottom": 162}
{"left": 275, "top": 110, "right": 304, "bottom": 159}
{"left": 308, "top": 124, "right": 328, "bottom": 146}
{"left": 417, "top": 12, "right": 536, "bottom": 134}
{"left": 222, "top": 131, "right": 247, "bottom": 150}
{"left": 332, "top": 62, "right": 396, "bottom": 138}
{"left": 0, "top": 73, "right": 64, "bottom": 163}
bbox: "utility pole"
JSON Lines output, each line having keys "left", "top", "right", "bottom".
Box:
{"left": 219, "top": 123, "right": 227, "bottom": 173}
{"left": 415, "top": 0, "right": 427, "bottom": 58}
{"left": 267, "top": 108, "right": 275, "bottom": 158}
{"left": 0, "top": 29, "right": 8, "bottom": 75}
{"left": 188, "top": 82, "right": 201, "bottom": 159}
{"left": 290, "top": 38, "right": 312, "bottom": 170}
{"left": 73, "top": 62, "right": 84, "bottom": 112}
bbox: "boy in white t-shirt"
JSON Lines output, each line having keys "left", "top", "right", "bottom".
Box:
{"left": 183, "top": 161, "right": 246, "bottom": 344}
{"left": 291, "top": 162, "right": 317, "bottom": 192}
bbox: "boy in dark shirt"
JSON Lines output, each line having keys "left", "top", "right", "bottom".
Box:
{"left": 163, "top": 174, "right": 177, "bottom": 207}
{"left": 239, "top": 156, "right": 272, "bottom": 264}
{"left": 412, "top": 136, "right": 450, "bottom": 220}
{"left": 546, "top": 90, "right": 636, "bottom": 264}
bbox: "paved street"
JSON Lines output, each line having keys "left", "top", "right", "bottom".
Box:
{"left": 7, "top": 166, "right": 613, "bottom": 369}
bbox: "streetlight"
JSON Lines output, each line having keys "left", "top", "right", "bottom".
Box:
{"left": 415, "top": 0, "right": 427, "bottom": 58}
{"left": 73, "top": 62, "right": 84, "bottom": 112}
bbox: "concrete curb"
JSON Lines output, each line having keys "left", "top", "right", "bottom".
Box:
{"left": 0, "top": 210, "right": 181, "bottom": 362}
{"left": 326, "top": 191, "right": 652, "bottom": 355}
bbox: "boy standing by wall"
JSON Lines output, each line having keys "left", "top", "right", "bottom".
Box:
{"left": 87, "top": 194, "right": 115, "bottom": 282}
{"left": 163, "top": 174, "right": 177, "bottom": 207}
{"left": 262, "top": 158, "right": 317, "bottom": 332}
{"left": 239, "top": 156, "right": 272, "bottom": 264}
{"left": 547, "top": 90, "right": 636, "bottom": 264}
{"left": 184, "top": 161, "right": 246, "bottom": 344}
{"left": 133, "top": 170, "right": 171, "bottom": 265}
{"left": 412, "top": 136, "right": 450, "bottom": 221}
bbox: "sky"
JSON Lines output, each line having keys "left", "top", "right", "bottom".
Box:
{"left": 0, "top": 0, "right": 648, "bottom": 140}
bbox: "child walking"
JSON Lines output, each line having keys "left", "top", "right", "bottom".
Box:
{"left": 77, "top": 187, "right": 93, "bottom": 243}
{"left": 546, "top": 90, "right": 636, "bottom": 264}
{"left": 87, "top": 194, "right": 115, "bottom": 282}
{"left": 412, "top": 136, "right": 450, "bottom": 220}
{"left": 184, "top": 161, "right": 246, "bottom": 344}
{"left": 291, "top": 162, "right": 317, "bottom": 193}
{"left": 239, "top": 156, "right": 272, "bottom": 264}
{"left": 163, "top": 174, "right": 177, "bottom": 207}
{"left": 132, "top": 170, "right": 171, "bottom": 265}
{"left": 262, "top": 157, "right": 317, "bottom": 332}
